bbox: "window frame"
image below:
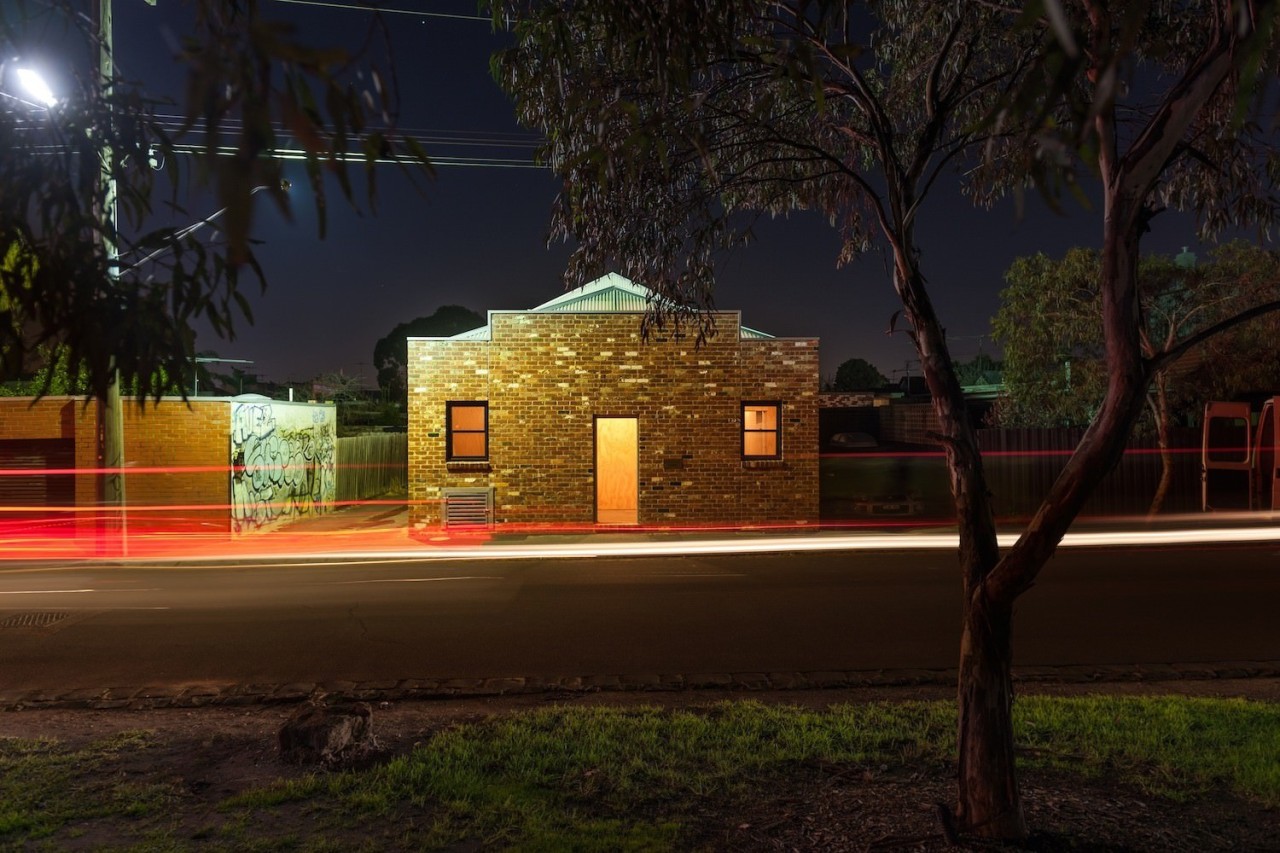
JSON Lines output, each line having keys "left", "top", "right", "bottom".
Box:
{"left": 741, "top": 400, "right": 782, "bottom": 460}
{"left": 446, "top": 401, "right": 489, "bottom": 461}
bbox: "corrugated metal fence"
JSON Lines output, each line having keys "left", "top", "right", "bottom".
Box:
{"left": 336, "top": 433, "right": 407, "bottom": 502}
{"left": 976, "top": 427, "right": 1202, "bottom": 517}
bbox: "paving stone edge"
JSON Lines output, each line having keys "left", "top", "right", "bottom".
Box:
{"left": 3, "top": 661, "right": 1279, "bottom": 711}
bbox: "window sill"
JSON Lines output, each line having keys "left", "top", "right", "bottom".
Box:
{"left": 742, "top": 459, "right": 786, "bottom": 469}
{"left": 446, "top": 461, "right": 491, "bottom": 473}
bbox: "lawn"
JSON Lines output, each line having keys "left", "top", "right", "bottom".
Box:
{"left": 1, "top": 695, "right": 1278, "bottom": 851}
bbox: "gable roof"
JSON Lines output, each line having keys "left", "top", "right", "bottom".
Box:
{"left": 530, "top": 272, "right": 653, "bottom": 313}
{"left": 444, "top": 273, "right": 774, "bottom": 340}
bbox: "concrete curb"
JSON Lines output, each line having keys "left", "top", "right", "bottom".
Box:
{"left": 4, "top": 661, "right": 1278, "bottom": 711}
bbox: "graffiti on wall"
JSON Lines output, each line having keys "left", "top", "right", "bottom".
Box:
{"left": 230, "top": 401, "right": 336, "bottom": 533}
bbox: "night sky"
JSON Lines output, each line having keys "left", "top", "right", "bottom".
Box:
{"left": 91, "top": 2, "right": 1212, "bottom": 385}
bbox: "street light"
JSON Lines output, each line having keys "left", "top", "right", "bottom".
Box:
{"left": 13, "top": 67, "right": 57, "bottom": 107}
{"left": 0, "top": 61, "right": 55, "bottom": 110}
{"left": 5, "top": 42, "right": 126, "bottom": 551}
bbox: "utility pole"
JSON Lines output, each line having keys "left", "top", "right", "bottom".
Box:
{"left": 94, "top": 0, "right": 126, "bottom": 552}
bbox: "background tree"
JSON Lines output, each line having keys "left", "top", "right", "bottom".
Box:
{"left": 1179, "top": 243, "right": 1280, "bottom": 405}
{"left": 0, "top": 0, "right": 431, "bottom": 403}
{"left": 311, "top": 369, "right": 366, "bottom": 403}
{"left": 953, "top": 352, "right": 1003, "bottom": 388}
{"left": 373, "top": 305, "right": 484, "bottom": 401}
{"left": 0, "top": 239, "right": 38, "bottom": 381}
{"left": 829, "top": 357, "right": 887, "bottom": 391}
{"left": 497, "top": 0, "right": 1280, "bottom": 840}
{"left": 0, "top": 344, "right": 194, "bottom": 398}
{"left": 0, "top": 346, "right": 90, "bottom": 396}
{"left": 995, "top": 243, "right": 1280, "bottom": 513}
{"left": 992, "top": 248, "right": 1108, "bottom": 429}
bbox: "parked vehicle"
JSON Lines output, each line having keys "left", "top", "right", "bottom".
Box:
{"left": 828, "top": 431, "right": 878, "bottom": 451}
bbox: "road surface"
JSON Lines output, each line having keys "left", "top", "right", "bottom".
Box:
{"left": 0, "top": 542, "right": 1276, "bottom": 694}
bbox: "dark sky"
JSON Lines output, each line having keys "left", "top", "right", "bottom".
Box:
{"left": 98, "top": 0, "right": 1209, "bottom": 387}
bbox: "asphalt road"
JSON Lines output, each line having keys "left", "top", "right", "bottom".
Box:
{"left": 0, "top": 542, "right": 1277, "bottom": 693}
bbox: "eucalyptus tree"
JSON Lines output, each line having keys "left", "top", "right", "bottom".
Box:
{"left": 0, "top": 0, "right": 431, "bottom": 402}
{"left": 497, "top": 0, "right": 1040, "bottom": 837}
{"left": 497, "top": 0, "right": 1280, "bottom": 841}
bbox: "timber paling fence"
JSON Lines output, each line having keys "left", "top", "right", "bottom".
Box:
{"left": 336, "top": 433, "right": 407, "bottom": 503}
{"left": 821, "top": 426, "right": 1203, "bottom": 520}
{"left": 975, "top": 427, "right": 1202, "bottom": 518}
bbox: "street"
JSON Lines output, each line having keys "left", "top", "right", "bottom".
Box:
{"left": 1, "top": 541, "right": 1277, "bottom": 696}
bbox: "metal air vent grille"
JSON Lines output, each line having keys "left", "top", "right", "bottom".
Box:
{"left": 443, "top": 488, "right": 494, "bottom": 529}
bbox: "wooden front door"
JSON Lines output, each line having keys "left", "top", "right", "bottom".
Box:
{"left": 595, "top": 417, "right": 638, "bottom": 524}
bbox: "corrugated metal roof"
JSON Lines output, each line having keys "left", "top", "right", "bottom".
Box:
{"left": 531, "top": 272, "right": 655, "bottom": 313}
{"left": 444, "top": 273, "right": 775, "bottom": 340}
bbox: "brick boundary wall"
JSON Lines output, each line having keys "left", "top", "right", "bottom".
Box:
{"left": 818, "top": 392, "right": 888, "bottom": 408}
{"left": 1, "top": 397, "right": 233, "bottom": 534}
{"left": 125, "top": 399, "right": 231, "bottom": 532}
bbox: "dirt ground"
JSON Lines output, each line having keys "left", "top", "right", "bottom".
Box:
{"left": 3, "top": 679, "right": 1279, "bottom": 851}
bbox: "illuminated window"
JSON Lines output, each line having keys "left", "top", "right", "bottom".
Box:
{"left": 742, "top": 402, "right": 781, "bottom": 459}
{"left": 446, "top": 402, "right": 488, "bottom": 460}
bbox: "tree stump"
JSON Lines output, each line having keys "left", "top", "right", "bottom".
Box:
{"left": 277, "top": 700, "right": 375, "bottom": 766}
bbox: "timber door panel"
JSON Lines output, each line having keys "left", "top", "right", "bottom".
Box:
{"left": 595, "top": 417, "right": 638, "bottom": 524}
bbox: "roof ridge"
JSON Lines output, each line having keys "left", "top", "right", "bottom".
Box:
{"left": 529, "top": 272, "right": 653, "bottom": 311}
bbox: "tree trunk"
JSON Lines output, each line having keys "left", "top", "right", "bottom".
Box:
{"left": 949, "top": 189, "right": 1149, "bottom": 841}
{"left": 956, "top": 592, "right": 1026, "bottom": 838}
{"left": 1148, "top": 375, "right": 1173, "bottom": 516}
{"left": 887, "top": 246, "right": 1017, "bottom": 838}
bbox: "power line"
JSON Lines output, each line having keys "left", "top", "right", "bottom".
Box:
{"left": 267, "top": 0, "right": 491, "bottom": 21}
{"left": 151, "top": 117, "right": 542, "bottom": 150}
{"left": 168, "top": 142, "right": 543, "bottom": 168}
{"left": 147, "top": 113, "right": 544, "bottom": 162}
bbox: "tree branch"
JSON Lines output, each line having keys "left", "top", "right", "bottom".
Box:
{"left": 1148, "top": 299, "right": 1280, "bottom": 374}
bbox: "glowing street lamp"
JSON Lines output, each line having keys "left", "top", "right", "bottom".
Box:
{"left": 13, "top": 67, "right": 57, "bottom": 107}
{"left": 3, "top": 48, "right": 127, "bottom": 548}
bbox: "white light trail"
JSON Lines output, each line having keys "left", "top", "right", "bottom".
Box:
{"left": 100, "top": 524, "right": 1280, "bottom": 566}
{"left": 0, "top": 588, "right": 162, "bottom": 595}
{"left": 320, "top": 576, "right": 503, "bottom": 585}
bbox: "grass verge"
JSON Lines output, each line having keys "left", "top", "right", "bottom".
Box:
{"left": 2, "top": 695, "right": 1277, "bottom": 851}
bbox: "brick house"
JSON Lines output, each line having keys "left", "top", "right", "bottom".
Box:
{"left": 0, "top": 395, "right": 335, "bottom": 536}
{"left": 407, "top": 273, "right": 819, "bottom": 530}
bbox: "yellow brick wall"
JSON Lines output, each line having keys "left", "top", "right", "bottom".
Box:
{"left": 408, "top": 312, "right": 819, "bottom": 529}
{"left": 0, "top": 397, "right": 231, "bottom": 533}
{"left": 124, "top": 399, "right": 230, "bottom": 531}
{"left": 0, "top": 397, "right": 100, "bottom": 513}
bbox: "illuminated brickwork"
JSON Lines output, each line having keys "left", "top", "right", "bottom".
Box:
{"left": 0, "top": 397, "right": 100, "bottom": 510}
{"left": 123, "top": 401, "right": 230, "bottom": 529}
{"left": 0, "top": 397, "right": 231, "bottom": 532}
{"left": 408, "top": 307, "right": 820, "bottom": 530}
